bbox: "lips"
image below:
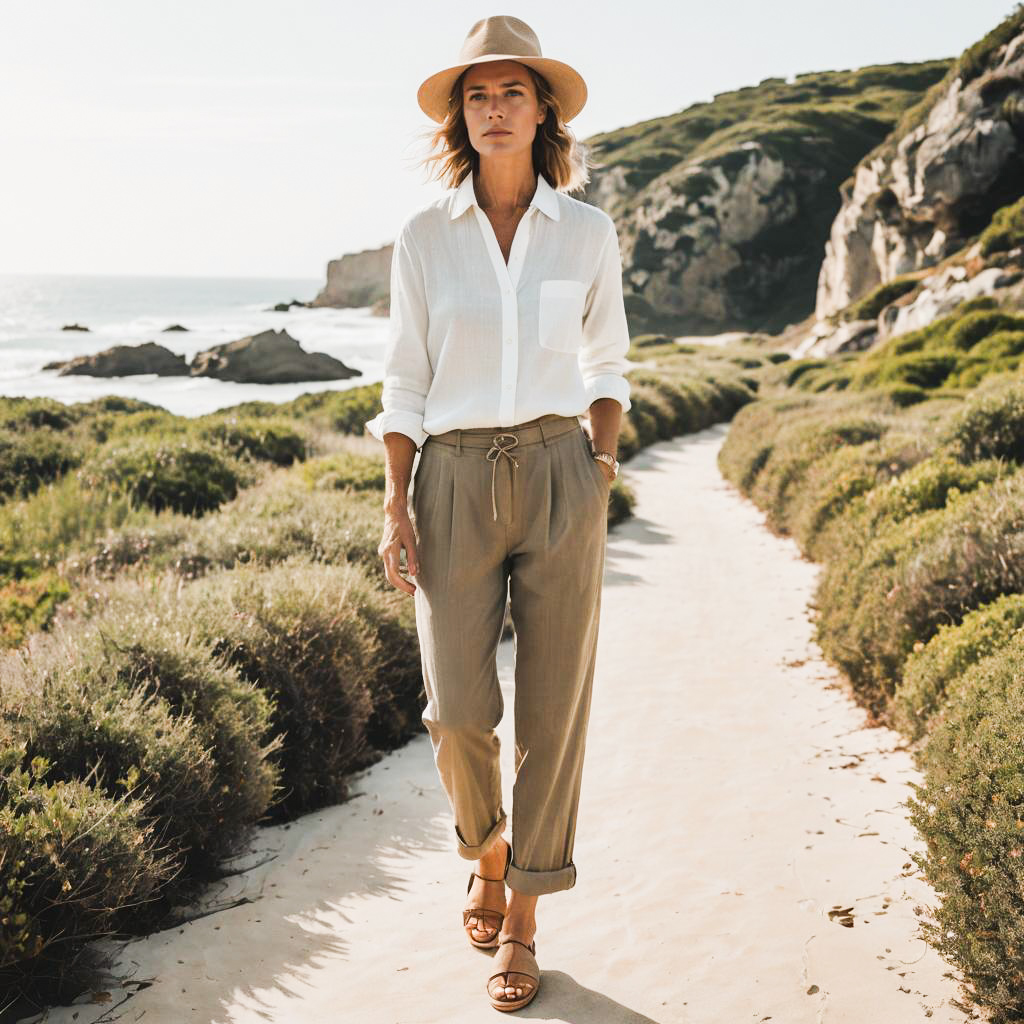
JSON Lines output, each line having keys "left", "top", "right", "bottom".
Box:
{"left": 484, "top": 130, "right": 511, "bottom": 136}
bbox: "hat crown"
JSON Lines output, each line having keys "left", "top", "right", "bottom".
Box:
{"left": 457, "top": 15, "right": 542, "bottom": 62}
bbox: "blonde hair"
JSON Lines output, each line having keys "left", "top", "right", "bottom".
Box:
{"left": 417, "top": 63, "right": 592, "bottom": 194}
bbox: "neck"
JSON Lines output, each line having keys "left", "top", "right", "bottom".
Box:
{"left": 474, "top": 159, "right": 537, "bottom": 215}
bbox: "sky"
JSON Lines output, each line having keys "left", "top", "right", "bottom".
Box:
{"left": 1, "top": 0, "right": 1020, "bottom": 280}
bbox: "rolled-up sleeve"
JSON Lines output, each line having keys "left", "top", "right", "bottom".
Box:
{"left": 364, "top": 221, "right": 432, "bottom": 448}
{"left": 578, "top": 219, "right": 632, "bottom": 413}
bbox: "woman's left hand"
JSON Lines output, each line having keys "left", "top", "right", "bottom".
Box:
{"left": 595, "top": 459, "right": 615, "bottom": 484}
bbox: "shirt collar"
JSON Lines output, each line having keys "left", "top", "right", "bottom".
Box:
{"left": 450, "top": 171, "right": 561, "bottom": 222}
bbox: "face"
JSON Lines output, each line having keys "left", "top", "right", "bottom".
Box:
{"left": 460, "top": 59, "right": 547, "bottom": 158}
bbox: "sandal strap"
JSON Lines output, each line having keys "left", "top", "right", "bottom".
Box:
{"left": 462, "top": 907, "right": 504, "bottom": 926}
{"left": 487, "top": 938, "right": 539, "bottom": 986}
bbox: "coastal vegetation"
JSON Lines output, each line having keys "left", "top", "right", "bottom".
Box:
{"left": 720, "top": 297, "right": 1024, "bottom": 1019}
{"left": 0, "top": 342, "right": 765, "bottom": 1009}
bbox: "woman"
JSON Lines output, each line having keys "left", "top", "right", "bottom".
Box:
{"left": 364, "top": 15, "right": 632, "bottom": 1013}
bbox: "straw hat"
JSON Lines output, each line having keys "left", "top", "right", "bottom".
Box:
{"left": 417, "top": 15, "right": 588, "bottom": 124}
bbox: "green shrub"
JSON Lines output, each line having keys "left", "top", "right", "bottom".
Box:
{"left": 194, "top": 415, "right": 309, "bottom": 466}
{"left": 71, "top": 612, "right": 282, "bottom": 852}
{"left": 0, "top": 468, "right": 149, "bottom": 583}
{"left": 816, "top": 470, "right": 1024, "bottom": 712}
{"left": 787, "top": 431, "right": 926, "bottom": 559}
{"left": 0, "top": 753, "right": 174, "bottom": 1003}
{"left": 906, "top": 637, "right": 1024, "bottom": 1021}
{"left": 941, "top": 382, "right": 1024, "bottom": 464}
{"left": 0, "top": 429, "right": 80, "bottom": 501}
{"left": 979, "top": 195, "right": 1024, "bottom": 256}
{"left": 747, "top": 415, "right": 891, "bottom": 533}
{"left": 858, "top": 454, "right": 1006, "bottom": 529}
{"left": 893, "top": 593, "right": 1024, "bottom": 738}
{"left": 0, "top": 398, "right": 77, "bottom": 433}
{"left": 945, "top": 310, "right": 1024, "bottom": 351}
{"left": 78, "top": 437, "right": 255, "bottom": 516}
{"left": 327, "top": 568, "right": 424, "bottom": 753}
{"left": 1, "top": 667, "right": 225, "bottom": 900}
{"left": 785, "top": 359, "right": 829, "bottom": 387}
{"left": 630, "top": 333, "right": 674, "bottom": 348}
{"left": 842, "top": 276, "right": 919, "bottom": 321}
{"left": 68, "top": 481, "right": 385, "bottom": 584}
{"left": 0, "top": 571, "right": 72, "bottom": 651}
{"left": 180, "top": 559, "right": 382, "bottom": 820}
{"left": 863, "top": 351, "right": 959, "bottom": 389}
{"left": 303, "top": 451, "right": 387, "bottom": 492}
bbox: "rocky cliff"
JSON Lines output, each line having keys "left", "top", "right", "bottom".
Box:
{"left": 582, "top": 62, "right": 949, "bottom": 335}
{"left": 814, "top": 13, "right": 1024, "bottom": 321}
{"left": 310, "top": 243, "right": 393, "bottom": 309}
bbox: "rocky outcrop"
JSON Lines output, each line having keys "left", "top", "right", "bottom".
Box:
{"left": 44, "top": 342, "right": 189, "bottom": 377}
{"left": 815, "top": 22, "right": 1024, "bottom": 318}
{"left": 190, "top": 329, "right": 361, "bottom": 383}
{"left": 879, "top": 261, "right": 1024, "bottom": 339}
{"left": 790, "top": 245, "right": 1024, "bottom": 359}
{"left": 310, "top": 244, "right": 392, "bottom": 309}
{"left": 581, "top": 63, "right": 949, "bottom": 336}
{"left": 790, "top": 319, "right": 879, "bottom": 359}
{"left": 45, "top": 332, "right": 362, "bottom": 384}
{"left": 605, "top": 142, "right": 830, "bottom": 334}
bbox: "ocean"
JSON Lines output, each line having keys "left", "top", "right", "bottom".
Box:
{"left": 0, "top": 272, "right": 390, "bottom": 418}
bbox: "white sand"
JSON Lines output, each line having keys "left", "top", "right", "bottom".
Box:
{"left": 19, "top": 424, "right": 978, "bottom": 1024}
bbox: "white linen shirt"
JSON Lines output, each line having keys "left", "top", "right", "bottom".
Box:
{"left": 363, "top": 170, "right": 632, "bottom": 449}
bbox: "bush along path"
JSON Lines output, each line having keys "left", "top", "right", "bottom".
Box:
{"left": 720, "top": 301, "right": 1024, "bottom": 1020}
{"left": 5, "top": 421, "right": 975, "bottom": 1024}
{"left": 0, "top": 339, "right": 763, "bottom": 1016}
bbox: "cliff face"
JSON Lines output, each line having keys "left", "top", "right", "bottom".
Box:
{"left": 310, "top": 243, "right": 393, "bottom": 309}
{"left": 815, "top": 18, "right": 1024, "bottom": 319}
{"left": 582, "top": 62, "right": 949, "bottom": 335}
{"left": 601, "top": 142, "right": 828, "bottom": 334}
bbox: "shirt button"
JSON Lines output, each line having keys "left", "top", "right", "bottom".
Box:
{"left": 504, "top": 337, "right": 512, "bottom": 345}
{"left": 504, "top": 383, "right": 512, "bottom": 391}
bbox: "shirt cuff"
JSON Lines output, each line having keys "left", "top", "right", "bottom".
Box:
{"left": 364, "top": 410, "right": 428, "bottom": 449}
{"left": 585, "top": 374, "right": 632, "bottom": 414}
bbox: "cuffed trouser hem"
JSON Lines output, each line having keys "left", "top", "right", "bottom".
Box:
{"left": 505, "top": 860, "right": 577, "bottom": 896}
{"left": 454, "top": 812, "right": 508, "bottom": 861}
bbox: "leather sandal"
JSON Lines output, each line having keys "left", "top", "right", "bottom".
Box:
{"left": 462, "top": 841, "right": 512, "bottom": 949}
{"left": 487, "top": 937, "right": 540, "bottom": 1012}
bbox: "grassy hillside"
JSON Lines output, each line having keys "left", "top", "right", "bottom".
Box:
{"left": 586, "top": 62, "right": 951, "bottom": 212}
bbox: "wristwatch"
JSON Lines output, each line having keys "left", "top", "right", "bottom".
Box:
{"left": 590, "top": 444, "right": 619, "bottom": 480}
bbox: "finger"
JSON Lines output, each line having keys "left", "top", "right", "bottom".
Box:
{"left": 387, "top": 546, "right": 416, "bottom": 596}
{"left": 405, "top": 533, "right": 420, "bottom": 576}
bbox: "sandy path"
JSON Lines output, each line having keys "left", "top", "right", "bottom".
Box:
{"left": 21, "top": 424, "right": 977, "bottom": 1024}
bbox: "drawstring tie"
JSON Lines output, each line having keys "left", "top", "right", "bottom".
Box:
{"left": 485, "top": 433, "right": 520, "bottom": 521}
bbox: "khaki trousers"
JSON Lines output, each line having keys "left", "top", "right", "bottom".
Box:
{"left": 411, "top": 412, "right": 610, "bottom": 896}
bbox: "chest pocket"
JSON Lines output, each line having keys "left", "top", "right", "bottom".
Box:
{"left": 538, "top": 279, "right": 587, "bottom": 354}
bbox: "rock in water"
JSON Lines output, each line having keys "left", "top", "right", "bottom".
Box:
{"left": 43, "top": 341, "right": 190, "bottom": 376}
{"left": 189, "top": 328, "right": 361, "bottom": 383}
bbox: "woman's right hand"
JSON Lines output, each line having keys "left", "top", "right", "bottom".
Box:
{"left": 379, "top": 504, "right": 420, "bottom": 596}
{"left": 378, "top": 431, "right": 421, "bottom": 596}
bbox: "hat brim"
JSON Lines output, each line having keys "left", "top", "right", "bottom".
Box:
{"left": 417, "top": 54, "right": 587, "bottom": 124}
